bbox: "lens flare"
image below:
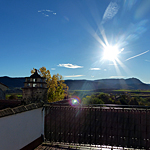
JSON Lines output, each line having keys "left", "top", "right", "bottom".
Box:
{"left": 69, "top": 96, "right": 81, "bottom": 106}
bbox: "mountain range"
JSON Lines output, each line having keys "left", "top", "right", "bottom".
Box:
{"left": 0, "top": 76, "right": 150, "bottom": 91}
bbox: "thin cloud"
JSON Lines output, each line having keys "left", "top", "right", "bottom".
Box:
{"left": 89, "top": 68, "right": 101, "bottom": 70}
{"left": 110, "top": 76, "right": 125, "bottom": 78}
{"left": 64, "top": 16, "right": 69, "bottom": 21}
{"left": 102, "top": 1, "right": 120, "bottom": 24}
{"left": 38, "top": 9, "right": 56, "bottom": 16}
{"left": 46, "top": 9, "right": 53, "bottom": 12}
{"left": 58, "top": 64, "right": 83, "bottom": 69}
{"left": 125, "top": 50, "right": 149, "bottom": 61}
{"left": 145, "top": 60, "right": 150, "bottom": 62}
{"left": 38, "top": 10, "right": 45, "bottom": 12}
{"left": 51, "top": 68, "right": 56, "bottom": 70}
{"left": 64, "top": 75, "right": 84, "bottom": 78}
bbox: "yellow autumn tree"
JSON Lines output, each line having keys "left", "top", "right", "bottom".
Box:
{"left": 31, "top": 67, "right": 68, "bottom": 103}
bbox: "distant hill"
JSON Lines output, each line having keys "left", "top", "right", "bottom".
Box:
{"left": 0, "top": 76, "right": 150, "bottom": 91}
{"left": 0, "top": 76, "right": 25, "bottom": 88}
{"left": 65, "top": 78, "right": 150, "bottom": 90}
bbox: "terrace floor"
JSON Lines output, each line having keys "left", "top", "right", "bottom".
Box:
{"left": 34, "top": 142, "right": 142, "bottom": 150}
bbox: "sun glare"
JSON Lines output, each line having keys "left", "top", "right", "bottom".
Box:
{"left": 103, "top": 45, "right": 120, "bottom": 61}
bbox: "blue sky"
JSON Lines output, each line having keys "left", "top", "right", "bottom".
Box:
{"left": 1, "top": 0, "right": 150, "bottom": 83}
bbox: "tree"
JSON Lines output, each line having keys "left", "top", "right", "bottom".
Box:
{"left": 117, "top": 94, "right": 130, "bottom": 105}
{"left": 82, "top": 94, "right": 104, "bottom": 105}
{"left": 98, "top": 93, "right": 113, "bottom": 104}
{"left": 8, "top": 94, "right": 18, "bottom": 100}
{"left": 82, "top": 95, "right": 91, "bottom": 105}
{"left": 31, "top": 67, "right": 68, "bottom": 103}
{"left": 128, "top": 97, "right": 139, "bottom": 105}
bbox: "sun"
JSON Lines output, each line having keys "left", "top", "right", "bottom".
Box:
{"left": 103, "top": 45, "right": 120, "bottom": 61}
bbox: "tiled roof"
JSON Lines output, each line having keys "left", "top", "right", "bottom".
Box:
{"left": 30, "top": 69, "right": 41, "bottom": 78}
{"left": 0, "top": 103, "right": 43, "bottom": 118}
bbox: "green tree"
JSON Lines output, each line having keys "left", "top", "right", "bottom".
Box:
{"left": 82, "top": 95, "right": 91, "bottom": 105}
{"left": 92, "top": 97, "right": 104, "bottom": 104}
{"left": 82, "top": 94, "right": 104, "bottom": 105}
{"left": 129, "top": 97, "right": 139, "bottom": 105}
{"left": 98, "top": 93, "right": 113, "bottom": 104}
{"left": 31, "top": 67, "right": 68, "bottom": 103}
{"left": 117, "top": 94, "right": 130, "bottom": 105}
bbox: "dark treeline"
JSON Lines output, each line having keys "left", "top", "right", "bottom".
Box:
{"left": 69, "top": 91, "right": 150, "bottom": 106}
{"left": 82, "top": 93, "right": 150, "bottom": 106}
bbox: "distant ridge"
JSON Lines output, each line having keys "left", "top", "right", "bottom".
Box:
{"left": 65, "top": 78, "right": 150, "bottom": 90}
{"left": 0, "top": 76, "right": 150, "bottom": 90}
{"left": 0, "top": 76, "right": 25, "bottom": 88}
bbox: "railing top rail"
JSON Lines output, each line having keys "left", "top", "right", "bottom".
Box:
{"left": 43, "top": 100, "right": 150, "bottom": 110}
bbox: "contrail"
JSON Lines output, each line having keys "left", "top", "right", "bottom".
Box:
{"left": 125, "top": 50, "right": 149, "bottom": 61}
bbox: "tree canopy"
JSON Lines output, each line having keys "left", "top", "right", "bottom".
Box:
{"left": 31, "top": 67, "right": 68, "bottom": 103}
{"left": 81, "top": 93, "right": 142, "bottom": 106}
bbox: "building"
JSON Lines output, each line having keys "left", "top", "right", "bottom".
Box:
{"left": 22, "top": 69, "right": 47, "bottom": 103}
{"left": 0, "top": 88, "right": 5, "bottom": 99}
{"left": 0, "top": 82, "right": 8, "bottom": 91}
{"left": 0, "top": 82, "right": 8, "bottom": 99}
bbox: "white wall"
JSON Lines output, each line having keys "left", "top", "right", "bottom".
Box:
{"left": 0, "top": 108, "right": 44, "bottom": 150}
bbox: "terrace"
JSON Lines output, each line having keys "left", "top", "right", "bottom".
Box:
{"left": 0, "top": 100, "right": 150, "bottom": 150}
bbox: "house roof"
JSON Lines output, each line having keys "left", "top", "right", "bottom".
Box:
{"left": 0, "top": 103, "right": 43, "bottom": 118}
{"left": 30, "top": 69, "right": 41, "bottom": 78}
{"left": 0, "top": 82, "right": 8, "bottom": 88}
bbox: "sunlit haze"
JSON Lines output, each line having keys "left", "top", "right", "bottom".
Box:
{"left": 0, "top": 0, "right": 150, "bottom": 83}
